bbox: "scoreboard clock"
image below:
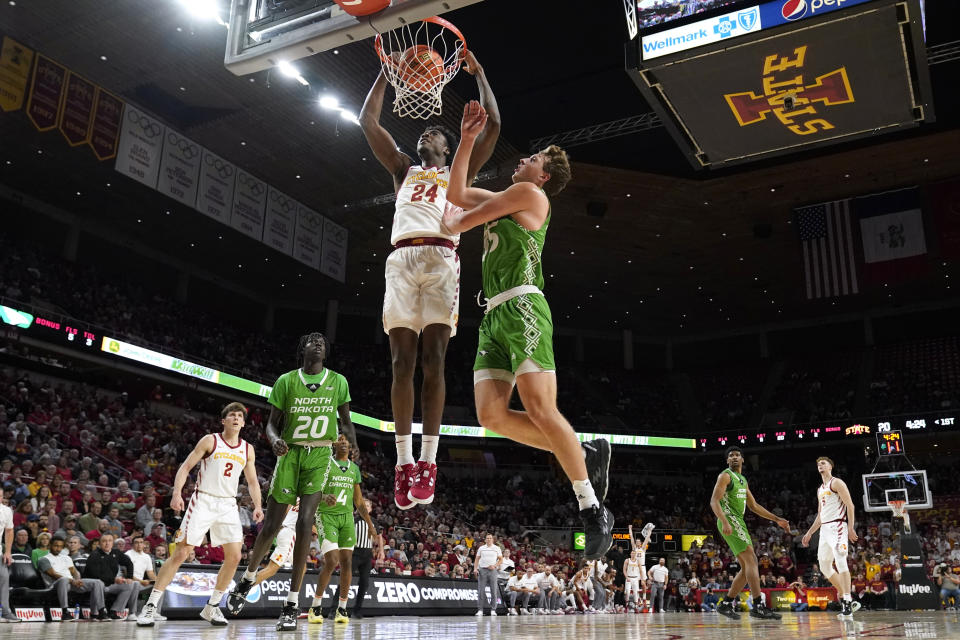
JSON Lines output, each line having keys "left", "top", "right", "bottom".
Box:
{"left": 626, "top": 0, "right": 933, "bottom": 169}
{"left": 877, "top": 430, "right": 905, "bottom": 456}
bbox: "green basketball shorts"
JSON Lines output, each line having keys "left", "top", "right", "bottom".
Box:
{"left": 268, "top": 445, "right": 333, "bottom": 505}
{"left": 718, "top": 516, "right": 753, "bottom": 556}
{"left": 474, "top": 293, "right": 555, "bottom": 378}
{"left": 316, "top": 511, "right": 356, "bottom": 551}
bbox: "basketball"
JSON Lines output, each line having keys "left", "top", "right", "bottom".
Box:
{"left": 397, "top": 45, "right": 445, "bottom": 91}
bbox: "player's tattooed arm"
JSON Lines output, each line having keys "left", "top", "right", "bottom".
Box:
{"left": 265, "top": 407, "right": 288, "bottom": 456}
{"left": 337, "top": 403, "right": 359, "bottom": 458}
{"left": 462, "top": 50, "right": 501, "bottom": 182}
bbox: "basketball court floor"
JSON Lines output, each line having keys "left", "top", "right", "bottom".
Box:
{"left": 2, "top": 612, "right": 957, "bottom": 640}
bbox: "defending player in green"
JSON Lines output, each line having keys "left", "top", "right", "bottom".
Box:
{"left": 227, "top": 332, "right": 356, "bottom": 631}
{"left": 307, "top": 435, "right": 377, "bottom": 625}
{"left": 709, "top": 446, "right": 790, "bottom": 621}
{"left": 443, "top": 100, "right": 612, "bottom": 560}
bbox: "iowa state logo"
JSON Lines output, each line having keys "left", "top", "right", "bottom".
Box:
{"left": 724, "top": 45, "right": 854, "bottom": 136}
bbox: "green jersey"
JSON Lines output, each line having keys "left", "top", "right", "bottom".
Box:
{"left": 720, "top": 468, "right": 748, "bottom": 520}
{"left": 268, "top": 368, "right": 351, "bottom": 444}
{"left": 481, "top": 207, "right": 550, "bottom": 299}
{"left": 318, "top": 458, "right": 361, "bottom": 516}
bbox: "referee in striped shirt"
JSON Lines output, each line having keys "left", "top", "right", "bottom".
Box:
{"left": 352, "top": 498, "right": 384, "bottom": 618}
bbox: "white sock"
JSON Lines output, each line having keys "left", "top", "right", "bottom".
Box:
{"left": 396, "top": 434, "right": 415, "bottom": 466}
{"left": 147, "top": 589, "right": 164, "bottom": 607}
{"left": 286, "top": 591, "right": 299, "bottom": 605}
{"left": 338, "top": 598, "right": 348, "bottom": 609}
{"left": 208, "top": 590, "right": 224, "bottom": 607}
{"left": 311, "top": 596, "right": 323, "bottom": 607}
{"left": 843, "top": 594, "right": 852, "bottom": 601}
{"left": 572, "top": 479, "right": 599, "bottom": 510}
{"left": 243, "top": 569, "right": 258, "bottom": 581}
{"left": 419, "top": 435, "right": 439, "bottom": 464}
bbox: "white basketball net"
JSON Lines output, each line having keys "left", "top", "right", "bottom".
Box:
{"left": 375, "top": 16, "right": 466, "bottom": 120}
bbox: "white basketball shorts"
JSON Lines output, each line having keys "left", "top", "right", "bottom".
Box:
{"left": 383, "top": 244, "right": 460, "bottom": 337}
{"left": 818, "top": 521, "right": 850, "bottom": 578}
{"left": 175, "top": 492, "right": 243, "bottom": 547}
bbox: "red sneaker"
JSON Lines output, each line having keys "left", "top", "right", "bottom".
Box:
{"left": 394, "top": 464, "right": 417, "bottom": 510}
{"left": 408, "top": 461, "right": 438, "bottom": 505}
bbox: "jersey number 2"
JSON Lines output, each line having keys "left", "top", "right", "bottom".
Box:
{"left": 411, "top": 184, "right": 439, "bottom": 203}
{"left": 223, "top": 463, "right": 233, "bottom": 477}
{"left": 292, "top": 415, "right": 330, "bottom": 440}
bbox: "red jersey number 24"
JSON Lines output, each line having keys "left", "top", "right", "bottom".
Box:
{"left": 411, "top": 183, "right": 439, "bottom": 203}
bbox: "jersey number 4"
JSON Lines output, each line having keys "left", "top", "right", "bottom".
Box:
{"left": 411, "top": 183, "right": 439, "bottom": 203}
{"left": 335, "top": 489, "right": 348, "bottom": 506}
{"left": 292, "top": 415, "right": 330, "bottom": 440}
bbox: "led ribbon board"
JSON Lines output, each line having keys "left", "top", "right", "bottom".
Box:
{"left": 99, "top": 336, "right": 695, "bottom": 449}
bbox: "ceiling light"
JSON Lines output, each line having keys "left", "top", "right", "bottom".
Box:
{"left": 179, "top": 86, "right": 186, "bottom": 91}
{"left": 137, "top": 218, "right": 142, "bottom": 223}
{"left": 75, "top": 191, "right": 81, "bottom": 196}
{"left": 240, "top": 141, "right": 246, "bottom": 146}
{"left": 333, "top": 49, "right": 340, "bottom": 55}
{"left": 177, "top": 0, "right": 226, "bottom": 25}
{"left": 339, "top": 110, "right": 360, "bottom": 124}
{"left": 100, "top": 55, "right": 107, "bottom": 61}
{"left": 319, "top": 95, "right": 339, "bottom": 110}
{"left": 277, "top": 60, "right": 306, "bottom": 83}
{"left": 296, "top": 175, "right": 301, "bottom": 179}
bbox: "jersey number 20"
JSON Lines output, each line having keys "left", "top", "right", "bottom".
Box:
{"left": 292, "top": 415, "right": 330, "bottom": 440}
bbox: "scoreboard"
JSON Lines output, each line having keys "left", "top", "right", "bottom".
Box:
{"left": 626, "top": 0, "right": 933, "bottom": 169}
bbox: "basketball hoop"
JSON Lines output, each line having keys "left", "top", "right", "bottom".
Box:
{"left": 374, "top": 16, "right": 466, "bottom": 120}
{"left": 889, "top": 499, "right": 912, "bottom": 535}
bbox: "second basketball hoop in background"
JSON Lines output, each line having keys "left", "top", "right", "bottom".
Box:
{"left": 374, "top": 16, "right": 466, "bottom": 119}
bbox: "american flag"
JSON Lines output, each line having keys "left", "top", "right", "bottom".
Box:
{"left": 796, "top": 201, "right": 859, "bottom": 299}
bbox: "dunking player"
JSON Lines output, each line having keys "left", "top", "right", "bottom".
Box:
{"left": 137, "top": 402, "right": 262, "bottom": 626}
{"left": 227, "top": 333, "right": 356, "bottom": 631}
{"left": 801, "top": 456, "right": 860, "bottom": 618}
{"left": 709, "top": 446, "right": 789, "bottom": 620}
{"left": 442, "top": 101, "right": 612, "bottom": 559}
{"left": 307, "top": 435, "right": 377, "bottom": 625}
{"left": 624, "top": 523, "right": 653, "bottom": 610}
{"left": 358, "top": 51, "right": 500, "bottom": 510}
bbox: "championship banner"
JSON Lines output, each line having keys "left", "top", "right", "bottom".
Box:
{"left": 158, "top": 566, "right": 481, "bottom": 617}
{"left": 0, "top": 36, "right": 34, "bottom": 112}
{"left": 26, "top": 54, "right": 66, "bottom": 131}
{"left": 320, "top": 217, "right": 348, "bottom": 283}
{"left": 293, "top": 204, "right": 323, "bottom": 269}
{"left": 156, "top": 130, "right": 202, "bottom": 207}
{"left": 87, "top": 88, "right": 123, "bottom": 161}
{"left": 196, "top": 148, "right": 236, "bottom": 223}
{"left": 230, "top": 169, "right": 267, "bottom": 241}
{"left": 114, "top": 105, "right": 164, "bottom": 188}
{"left": 264, "top": 187, "right": 297, "bottom": 256}
{"left": 57, "top": 71, "right": 96, "bottom": 146}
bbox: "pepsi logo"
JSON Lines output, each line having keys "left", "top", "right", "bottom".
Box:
{"left": 782, "top": 0, "right": 807, "bottom": 20}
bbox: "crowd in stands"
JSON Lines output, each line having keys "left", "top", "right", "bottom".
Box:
{"left": 10, "top": 233, "right": 960, "bottom": 437}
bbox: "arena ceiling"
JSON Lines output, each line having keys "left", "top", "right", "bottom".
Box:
{"left": 1, "top": 1, "right": 959, "bottom": 338}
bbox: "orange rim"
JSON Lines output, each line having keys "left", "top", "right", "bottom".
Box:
{"left": 374, "top": 15, "right": 467, "bottom": 68}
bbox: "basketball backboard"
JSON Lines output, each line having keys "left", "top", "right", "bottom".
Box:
{"left": 225, "top": 0, "right": 484, "bottom": 75}
{"left": 861, "top": 470, "right": 932, "bottom": 513}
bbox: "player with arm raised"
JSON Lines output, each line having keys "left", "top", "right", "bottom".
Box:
{"left": 709, "top": 446, "right": 789, "bottom": 621}
{"left": 625, "top": 523, "right": 653, "bottom": 610}
{"left": 442, "top": 101, "right": 612, "bottom": 560}
{"left": 137, "top": 402, "right": 263, "bottom": 627}
{"left": 306, "top": 435, "right": 377, "bottom": 625}
{"left": 801, "top": 456, "right": 860, "bottom": 618}
{"left": 227, "top": 333, "right": 356, "bottom": 631}
{"left": 359, "top": 51, "right": 500, "bottom": 511}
